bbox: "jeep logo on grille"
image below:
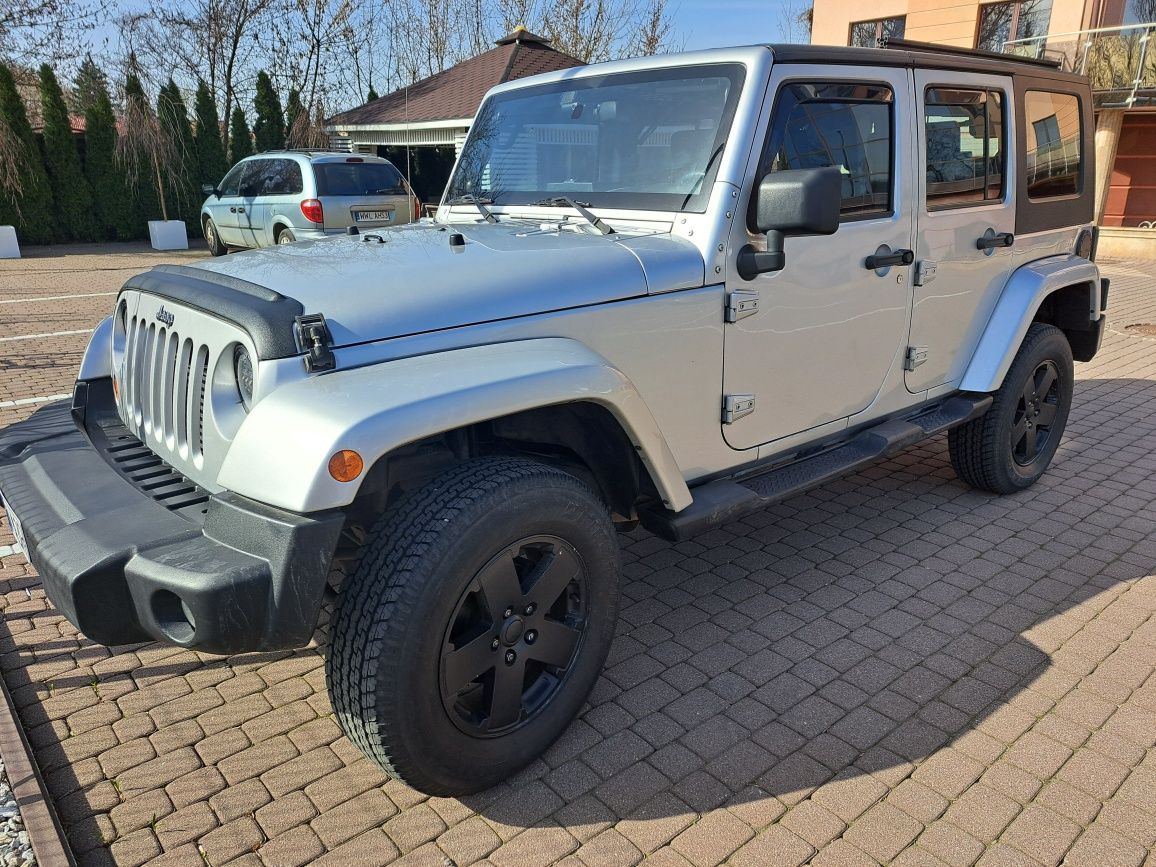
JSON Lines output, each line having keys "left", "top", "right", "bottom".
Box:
{"left": 156, "top": 306, "right": 175, "bottom": 327}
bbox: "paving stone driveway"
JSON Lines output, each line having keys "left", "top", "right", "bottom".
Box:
{"left": 1, "top": 246, "right": 1155, "bottom": 867}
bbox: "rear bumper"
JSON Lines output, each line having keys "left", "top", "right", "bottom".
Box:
{"left": 0, "top": 384, "right": 344, "bottom": 654}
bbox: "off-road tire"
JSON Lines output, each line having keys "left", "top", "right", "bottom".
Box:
{"left": 276, "top": 227, "right": 296, "bottom": 245}
{"left": 203, "top": 218, "right": 226, "bottom": 256}
{"left": 949, "top": 323, "right": 1073, "bottom": 494}
{"left": 326, "top": 457, "right": 620, "bottom": 795}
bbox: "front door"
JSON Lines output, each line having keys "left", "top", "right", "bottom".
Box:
{"left": 212, "top": 162, "right": 249, "bottom": 247}
{"left": 906, "top": 71, "right": 1016, "bottom": 392}
{"left": 723, "top": 67, "right": 916, "bottom": 450}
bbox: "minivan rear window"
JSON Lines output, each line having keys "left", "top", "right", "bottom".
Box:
{"left": 315, "top": 162, "right": 407, "bottom": 196}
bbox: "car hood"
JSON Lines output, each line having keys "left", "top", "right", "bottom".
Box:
{"left": 188, "top": 221, "right": 706, "bottom": 347}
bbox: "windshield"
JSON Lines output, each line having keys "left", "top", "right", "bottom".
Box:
{"left": 447, "top": 63, "right": 746, "bottom": 213}
{"left": 315, "top": 162, "right": 407, "bottom": 196}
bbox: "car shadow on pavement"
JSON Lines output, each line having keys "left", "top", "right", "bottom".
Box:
{"left": 0, "top": 374, "right": 1152, "bottom": 856}
{"left": 453, "top": 373, "right": 1156, "bottom": 825}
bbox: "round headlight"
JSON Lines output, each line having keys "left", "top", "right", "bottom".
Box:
{"left": 233, "top": 345, "right": 254, "bottom": 409}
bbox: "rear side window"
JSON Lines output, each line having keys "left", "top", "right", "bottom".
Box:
{"left": 247, "top": 158, "right": 302, "bottom": 196}
{"left": 1024, "top": 91, "right": 1082, "bottom": 198}
{"left": 924, "top": 88, "right": 1005, "bottom": 210}
{"left": 315, "top": 162, "right": 406, "bottom": 196}
{"left": 758, "top": 82, "right": 894, "bottom": 221}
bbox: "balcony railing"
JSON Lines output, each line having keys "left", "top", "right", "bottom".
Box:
{"left": 1003, "top": 22, "right": 1156, "bottom": 107}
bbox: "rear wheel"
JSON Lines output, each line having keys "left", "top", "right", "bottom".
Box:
{"left": 326, "top": 457, "right": 620, "bottom": 795}
{"left": 276, "top": 227, "right": 296, "bottom": 245}
{"left": 203, "top": 217, "right": 226, "bottom": 256}
{"left": 949, "top": 323, "right": 1073, "bottom": 494}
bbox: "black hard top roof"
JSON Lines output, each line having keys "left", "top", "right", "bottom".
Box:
{"left": 764, "top": 40, "right": 1088, "bottom": 85}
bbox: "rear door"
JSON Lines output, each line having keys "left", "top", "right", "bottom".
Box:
{"left": 906, "top": 72, "right": 1016, "bottom": 392}
{"left": 242, "top": 158, "right": 303, "bottom": 246}
{"left": 315, "top": 159, "right": 414, "bottom": 231}
{"left": 722, "top": 67, "right": 916, "bottom": 449}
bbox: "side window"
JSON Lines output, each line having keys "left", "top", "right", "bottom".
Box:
{"left": 924, "top": 88, "right": 1005, "bottom": 210}
{"left": 756, "top": 82, "right": 894, "bottom": 222}
{"left": 261, "top": 159, "right": 304, "bottom": 195}
{"left": 238, "top": 161, "right": 265, "bottom": 197}
{"left": 218, "top": 163, "right": 246, "bottom": 197}
{"left": 1024, "top": 90, "right": 1082, "bottom": 198}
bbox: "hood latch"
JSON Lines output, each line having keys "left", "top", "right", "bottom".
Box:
{"left": 295, "top": 313, "right": 336, "bottom": 372}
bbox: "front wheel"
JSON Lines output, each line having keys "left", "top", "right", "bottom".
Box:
{"left": 203, "top": 217, "right": 227, "bottom": 256}
{"left": 327, "top": 457, "right": 620, "bottom": 795}
{"left": 949, "top": 323, "right": 1074, "bottom": 494}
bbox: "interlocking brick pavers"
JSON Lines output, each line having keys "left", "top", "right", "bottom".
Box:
{"left": 2, "top": 249, "right": 1156, "bottom": 866}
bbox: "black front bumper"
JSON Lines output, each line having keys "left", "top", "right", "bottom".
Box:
{"left": 0, "top": 383, "right": 344, "bottom": 654}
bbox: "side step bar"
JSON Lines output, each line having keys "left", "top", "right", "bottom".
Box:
{"left": 639, "top": 394, "right": 992, "bottom": 542}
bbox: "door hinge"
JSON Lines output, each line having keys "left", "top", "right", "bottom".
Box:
{"left": 905, "top": 346, "right": 929, "bottom": 371}
{"left": 722, "top": 394, "right": 756, "bottom": 424}
{"left": 725, "top": 289, "right": 759, "bottom": 323}
{"left": 914, "top": 260, "right": 937, "bottom": 286}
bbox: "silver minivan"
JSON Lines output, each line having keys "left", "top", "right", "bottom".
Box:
{"left": 199, "top": 151, "right": 420, "bottom": 255}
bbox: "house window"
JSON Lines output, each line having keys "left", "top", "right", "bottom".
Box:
{"left": 849, "top": 16, "right": 907, "bottom": 48}
{"left": 1024, "top": 90, "right": 1082, "bottom": 198}
{"left": 924, "top": 89, "right": 1005, "bottom": 210}
{"left": 976, "top": 1, "right": 1053, "bottom": 52}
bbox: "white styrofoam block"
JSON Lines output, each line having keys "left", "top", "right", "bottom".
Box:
{"left": 0, "top": 225, "right": 20, "bottom": 259}
{"left": 148, "top": 220, "right": 189, "bottom": 251}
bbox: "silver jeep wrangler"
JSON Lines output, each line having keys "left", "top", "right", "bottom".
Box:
{"left": 0, "top": 40, "right": 1106, "bottom": 795}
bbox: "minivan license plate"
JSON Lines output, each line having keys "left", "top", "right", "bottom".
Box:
{"left": 0, "top": 492, "right": 28, "bottom": 561}
{"left": 355, "top": 211, "right": 393, "bottom": 222}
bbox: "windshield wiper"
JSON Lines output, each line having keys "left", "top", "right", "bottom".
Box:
{"left": 679, "top": 141, "right": 727, "bottom": 211}
{"left": 446, "top": 193, "right": 498, "bottom": 223}
{"left": 529, "top": 196, "right": 616, "bottom": 235}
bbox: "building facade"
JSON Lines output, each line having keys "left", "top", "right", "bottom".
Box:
{"left": 812, "top": 0, "right": 1156, "bottom": 253}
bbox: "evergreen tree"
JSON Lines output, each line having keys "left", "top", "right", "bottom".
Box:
{"left": 284, "top": 88, "right": 304, "bottom": 146}
{"left": 252, "top": 70, "right": 284, "bottom": 152}
{"left": 74, "top": 55, "right": 109, "bottom": 117}
{"left": 193, "top": 79, "right": 228, "bottom": 188}
{"left": 77, "top": 59, "right": 128, "bottom": 240}
{"left": 228, "top": 106, "right": 252, "bottom": 163}
{"left": 0, "top": 64, "right": 53, "bottom": 244}
{"left": 157, "top": 79, "right": 198, "bottom": 231}
{"left": 123, "top": 71, "right": 159, "bottom": 231}
{"left": 39, "top": 63, "right": 97, "bottom": 241}
{"left": 366, "top": 84, "right": 378, "bottom": 102}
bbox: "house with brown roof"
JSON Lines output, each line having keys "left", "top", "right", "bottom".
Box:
{"left": 324, "top": 27, "right": 584, "bottom": 205}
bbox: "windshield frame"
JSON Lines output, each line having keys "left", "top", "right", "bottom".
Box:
{"left": 446, "top": 62, "right": 748, "bottom": 215}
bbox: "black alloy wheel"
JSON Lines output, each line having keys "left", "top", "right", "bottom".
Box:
{"left": 949, "top": 322, "right": 1074, "bottom": 494}
{"left": 440, "top": 536, "right": 587, "bottom": 737}
{"left": 1011, "top": 360, "right": 1061, "bottom": 466}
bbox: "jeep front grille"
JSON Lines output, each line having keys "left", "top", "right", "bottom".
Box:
{"left": 112, "top": 290, "right": 255, "bottom": 489}
{"left": 122, "top": 315, "right": 210, "bottom": 460}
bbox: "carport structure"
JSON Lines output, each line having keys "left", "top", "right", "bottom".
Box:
{"left": 324, "top": 27, "right": 583, "bottom": 206}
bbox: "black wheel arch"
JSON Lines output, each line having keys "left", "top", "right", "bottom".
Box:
{"left": 346, "top": 402, "right": 655, "bottom": 532}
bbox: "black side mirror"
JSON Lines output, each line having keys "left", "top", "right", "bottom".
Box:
{"left": 738, "top": 167, "right": 842, "bottom": 279}
{"left": 201, "top": 183, "right": 219, "bottom": 198}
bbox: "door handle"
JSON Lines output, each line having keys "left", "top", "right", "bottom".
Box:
{"left": 864, "top": 249, "right": 914, "bottom": 270}
{"left": 976, "top": 232, "right": 1014, "bottom": 250}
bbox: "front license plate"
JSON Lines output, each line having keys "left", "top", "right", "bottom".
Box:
{"left": 0, "top": 492, "right": 28, "bottom": 562}
{"left": 355, "top": 211, "right": 393, "bottom": 222}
